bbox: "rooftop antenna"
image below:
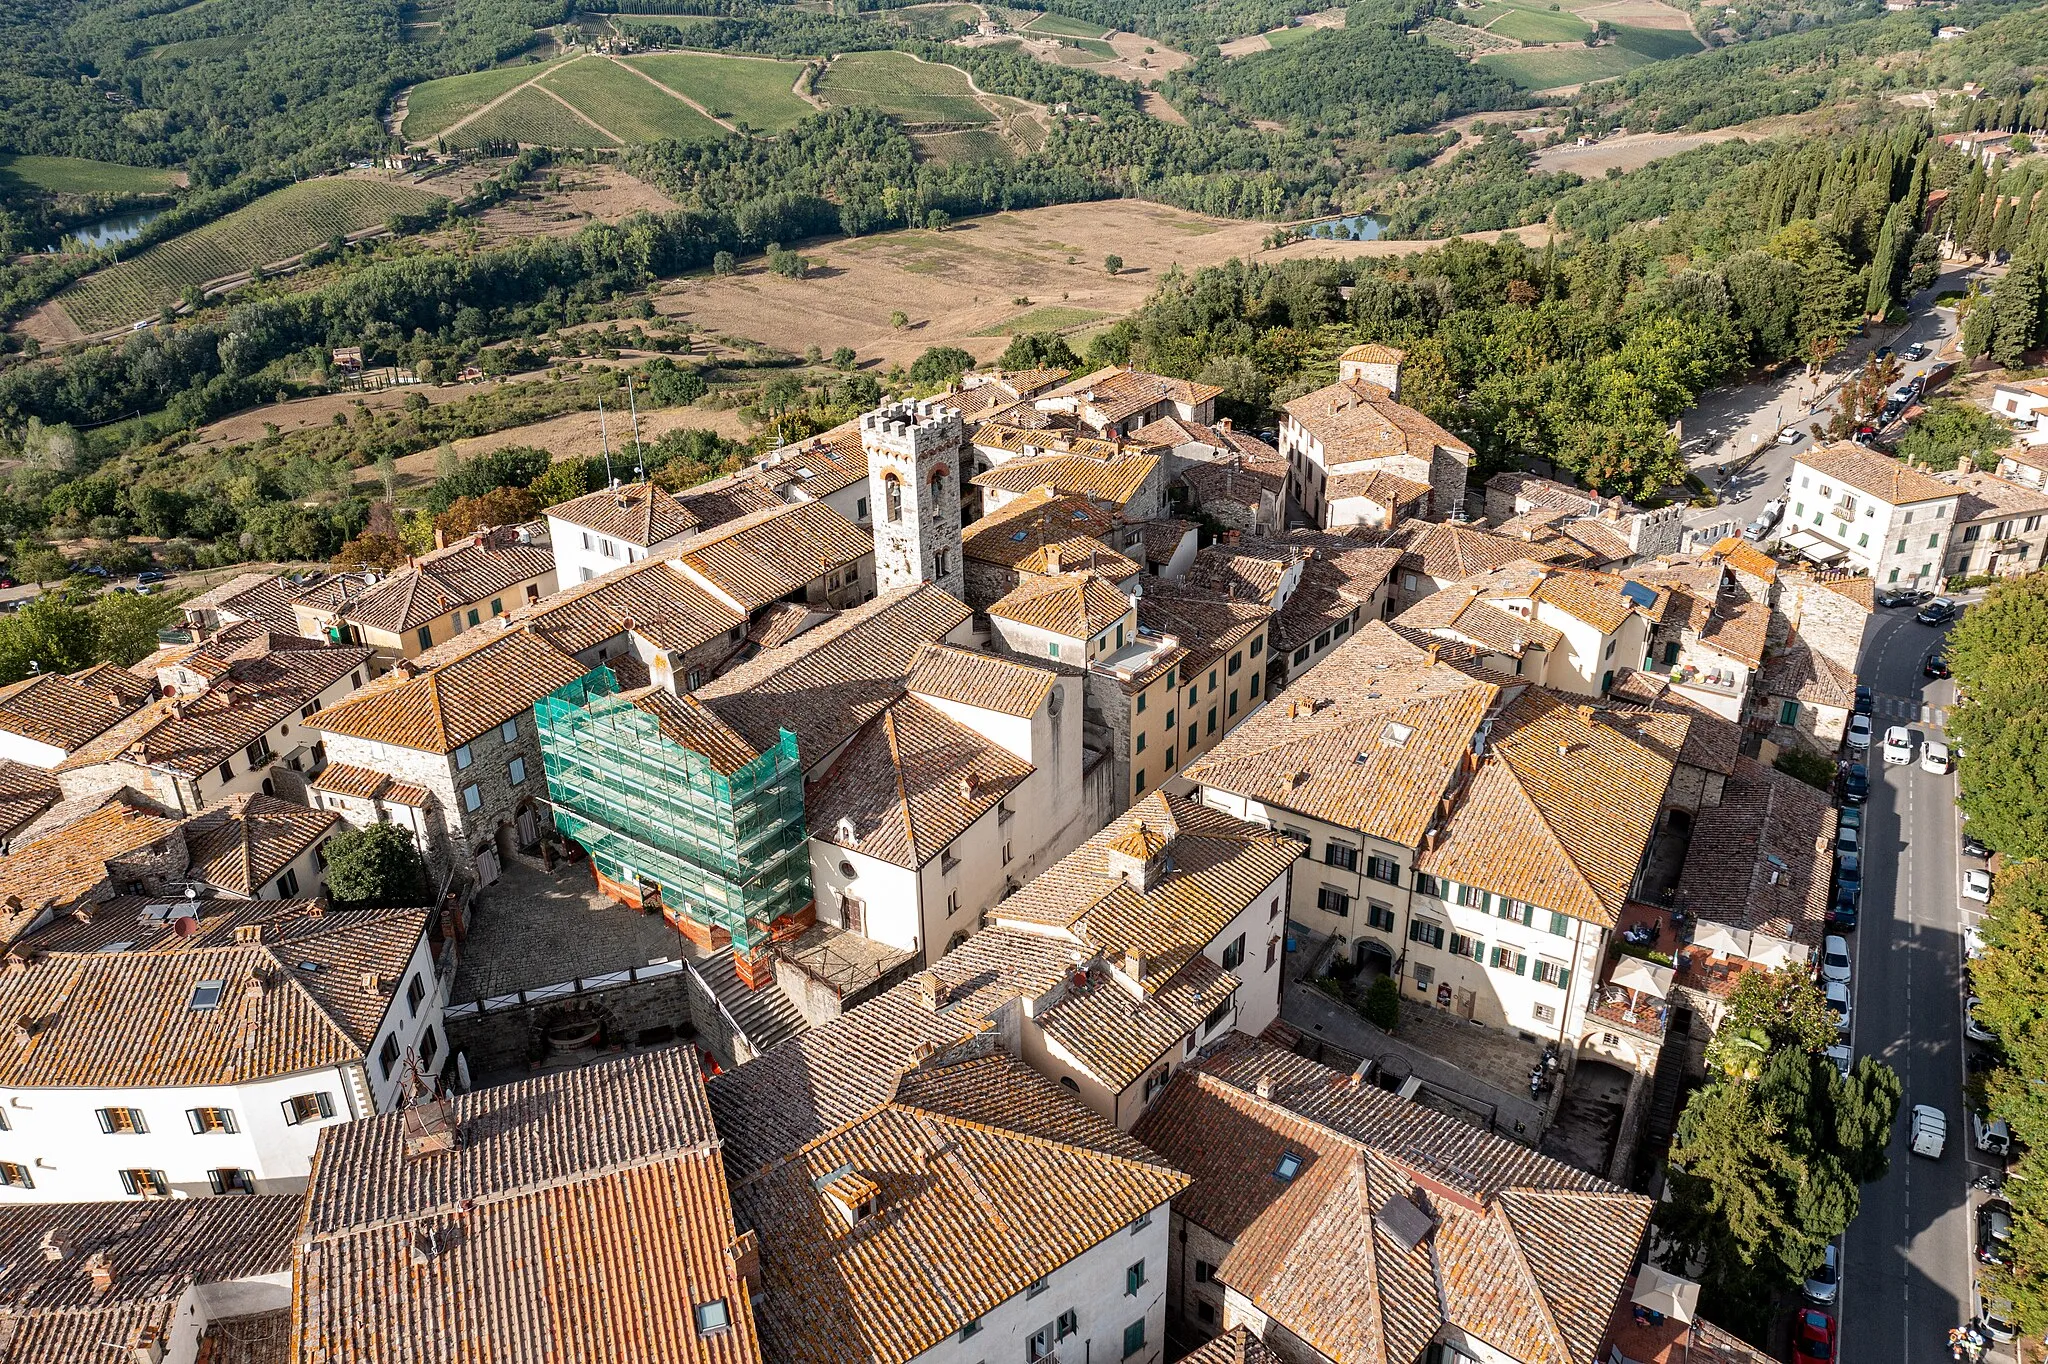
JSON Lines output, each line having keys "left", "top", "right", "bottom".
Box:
{"left": 598, "top": 399, "right": 615, "bottom": 488}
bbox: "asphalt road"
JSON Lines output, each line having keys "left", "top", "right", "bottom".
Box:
{"left": 1676, "top": 267, "right": 1974, "bottom": 546}
{"left": 1840, "top": 605, "right": 1981, "bottom": 1364}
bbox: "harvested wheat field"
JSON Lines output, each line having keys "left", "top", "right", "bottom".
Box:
{"left": 656, "top": 200, "right": 1547, "bottom": 367}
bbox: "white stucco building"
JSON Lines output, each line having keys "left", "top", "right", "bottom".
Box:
{"left": 1782, "top": 443, "right": 1960, "bottom": 585}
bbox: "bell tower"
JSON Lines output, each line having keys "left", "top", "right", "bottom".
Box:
{"left": 863, "top": 399, "right": 965, "bottom": 599}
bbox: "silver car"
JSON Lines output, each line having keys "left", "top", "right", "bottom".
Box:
{"left": 1803, "top": 1243, "right": 1839, "bottom": 1305}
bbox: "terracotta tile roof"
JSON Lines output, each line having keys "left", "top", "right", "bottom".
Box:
{"left": 547, "top": 480, "right": 701, "bottom": 545}
{"left": 0, "top": 901, "right": 425, "bottom": 1087}
{"left": 1188, "top": 622, "right": 1502, "bottom": 848}
{"left": 706, "top": 927, "right": 1085, "bottom": 1174}
{"left": 69, "top": 662, "right": 157, "bottom": 705}
{"left": 1396, "top": 522, "right": 1572, "bottom": 582}
{"left": 695, "top": 584, "right": 973, "bottom": 768}
{"left": 2000, "top": 444, "right": 2048, "bottom": 473}
{"left": 0, "top": 669, "right": 151, "bottom": 753}
{"left": 1587, "top": 692, "right": 1742, "bottom": 777}
{"left": 1144, "top": 520, "right": 1198, "bottom": 566}
{"left": 1814, "top": 573, "right": 1874, "bottom": 610}
{"left": 1185, "top": 545, "right": 1297, "bottom": 604}
{"left": 310, "top": 629, "right": 583, "bottom": 754}
{"left": 510, "top": 554, "right": 745, "bottom": 659}
{"left": 1800, "top": 442, "right": 1957, "bottom": 505}
{"left": 1706, "top": 537, "right": 1780, "bottom": 583}
{"left": 961, "top": 486, "right": 1130, "bottom": 573}
{"left": 183, "top": 572, "right": 311, "bottom": 630}
{"left": 748, "top": 421, "right": 871, "bottom": 499}
{"left": 729, "top": 1052, "right": 1188, "bottom": 1364}
{"left": 0, "top": 794, "right": 184, "bottom": 920}
{"left": 1602, "top": 1285, "right": 1775, "bottom": 1364}
{"left": 1285, "top": 378, "right": 1473, "bottom": 463}
{"left": 671, "top": 499, "right": 871, "bottom": 614}
{"left": 342, "top": 532, "right": 553, "bottom": 634}
{"left": 744, "top": 601, "right": 825, "bottom": 650}
{"left": 1758, "top": 633, "right": 1857, "bottom": 709}
{"left": 951, "top": 370, "right": 1069, "bottom": 422}
{"left": 1340, "top": 344, "right": 1406, "bottom": 365}
{"left": 1137, "top": 587, "right": 1268, "bottom": 676}
{"left": 1677, "top": 755, "right": 1835, "bottom": 943}
{"left": 987, "top": 572, "right": 1132, "bottom": 638}
{"left": 1130, "top": 417, "right": 1277, "bottom": 461}
{"left": 624, "top": 685, "right": 767, "bottom": 776}
{"left": 808, "top": 697, "right": 1032, "bottom": 869}
{"left": 181, "top": 793, "right": 339, "bottom": 895}
{"left": 675, "top": 476, "right": 783, "bottom": 529}
{"left": 1180, "top": 454, "right": 1290, "bottom": 513}
{"left": 299, "top": 1047, "right": 763, "bottom": 1364}
{"left": 988, "top": 792, "right": 1297, "bottom": 984}
{"left": 1184, "top": 1327, "right": 1286, "bottom": 1364}
{"left": 1328, "top": 467, "right": 1433, "bottom": 507}
{"left": 907, "top": 642, "right": 1057, "bottom": 718}
{"left": 0, "top": 758, "right": 57, "bottom": 837}
{"left": 1694, "top": 597, "right": 1770, "bottom": 667}
{"left": 969, "top": 420, "right": 1129, "bottom": 461}
{"left": 1039, "top": 950, "right": 1240, "bottom": 1089}
{"left": 62, "top": 645, "right": 372, "bottom": 779}
{"left": 1396, "top": 587, "right": 1565, "bottom": 657}
{"left": 1946, "top": 469, "right": 2048, "bottom": 523}
{"left": 310, "top": 763, "right": 431, "bottom": 806}
{"left": 1487, "top": 472, "right": 1601, "bottom": 516}
{"left": 1045, "top": 365, "right": 1222, "bottom": 425}
{"left": 1133, "top": 1035, "right": 1651, "bottom": 1364}
{"left": 0, "top": 1196, "right": 298, "bottom": 1361}
{"left": 1415, "top": 690, "right": 1674, "bottom": 928}
{"left": 971, "top": 450, "right": 1161, "bottom": 508}
{"left": 1529, "top": 567, "right": 1662, "bottom": 634}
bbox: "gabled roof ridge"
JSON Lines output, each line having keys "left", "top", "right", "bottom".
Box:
{"left": 882, "top": 705, "right": 919, "bottom": 868}
{"left": 256, "top": 942, "right": 385, "bottom": 1055}
{"left": 1480, "top": 1193, "right": 1576, "bottom": 1364}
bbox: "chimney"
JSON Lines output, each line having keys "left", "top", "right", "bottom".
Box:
{"left": 85, "top": 1251, "right": 114, "bottom": 1292}
{"left": 233, "top": 924, "right": 262, "bottom": 944}
{"left": 918, "top": 971, "right": 949, "bottom": 1011}
{"left": 1959, "top": 453, "right": 1975, "bottom": 474}
{"left": 434, "top": 527, "right": 447, "bottom": 551}
{"left": 4, "top": 955, "right": 25, "bottom": 978}
{"left": 727, "top": 1231, "right": 762, "bottom": 1294}
{"left": 957, "top": 773, "right": 977, "bottom": 801}
{"left": 1424, "top": 643, "right": 1442, "bottom": 667}
{"left": 127, "top": 1327, "right": 165, "bottom": 1364}
{"left": 1254, "top": 1073, "right": 1275, "bottom": 1101}
{"left": 361, "top": 971, "right": 384, "bottom": 995}
{"left": 1043, "top": 544, "right": 1062, "bottom": 574}
{"left": 1218, "top": 417, "right": 1232, "bottom": 433}
{"left": 732, "top": 946, "right": 776, "bottom": 991}
{"left": 243, "top": 976, "right": 266, "bottom": 1007}
{"left": 1122, "top": 947, "right": 1146, "bottom": 982}
{"left": 13, "top": 1014, "right": 34, "bottom": 1046}
{"left": 39, "top": 1227, "right": 75, "bottom": 1262}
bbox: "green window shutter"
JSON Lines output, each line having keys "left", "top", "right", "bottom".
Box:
{"left": 1521, "top": 903, "right": 1536, "bottom": 928}
{"left": 1550, "top": 911, "right": 1570, "bottom": 936}
{"left": 1558, "top": 966, "right": 1572, "bottom": 992}
{"left": 1515, "top": 953, "right": 1528, "bottom": 976}
{"left": 1473, "top": 938, "right": 1485, "bottom": 963}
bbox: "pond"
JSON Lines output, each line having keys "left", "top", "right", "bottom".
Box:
{"left": 1302, "top": 212, "right": 1387, "bottom": 242}
{"left": 46, "top": 208, "right": 162, "bottom": 253}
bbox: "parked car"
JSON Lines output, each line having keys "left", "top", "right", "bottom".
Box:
{"left": 1903, "top": 343, "right": 1930, "bottom": 361}
{"left": 1838, "top": 805, "right": 1863, "bottom": 834}
{"left": 1911, "top": 1104, "right": 1948, "bottom": 1158}
{"left": 1803, "top": 1243, "right": 1840, "bottom": 1306}
{"left": 1855, "top": 685, "right": 1875, "bottom": 715}
{"left": 1962, "top": 832, "right": 1991, "bottom": 858}
{"left": 1924, "top": 651, "right": 1951, "bottom": 678}
{"left": 1820, "top": 934, "right": 1853, "bottom": 983}
{"left": 1836, "top": 823, "right": 1861, "bottom": 856}
{"left": 1763, "top": 497, "right": 1786, "bottom": 522}
{"left": 135, "top": 570, "right": 165, "bottom": 585}
{"left": 1742, "top": 519, "right": 1771, "bottom": 543}
{"left": 1778, "top": 426, "right": 1805, "bottom": 445}
{"left": 1967, "top": 925, "right": 1987, "bottom": 961}
{"left": 1879, "top": 400, "right": 1906, "bottom": 426}
{"left": 1824, "top": 979, "right": 1852, "bottom": 1033}
{"left": 1834, "top": 850, "right": 1862, "bottom": 899}
{"left": 1917, "top": 597, "right": 1957, "bottom": 625}
{"left": 1826, "top": 1042, "right": 1853, "bottom": 1078}
{"left": 1921, "top": 741, "right": 1952, "bottom": 774}
{"left": 1828, "top": 887, "right": 1860, "bottom": 930}
{"left": 1846, "top": 714, "right": 1874, "bottom": 751}
{"left": 1968, "top": 996, "right": 1997, "bottom": 1043}
{"left": 1964, "top": 868, "right": 1994, "bottom": 902}
{"left": 1978, "top": 1198, "right": 2015, "bottom": 1265}
{"left": 1973, "top": 1112, "right": 2012, "bottom": 1158}
{"left": 1882, "top": 724, "right": 1912, "bottom": 764}
{"left": 1796, "top": 1309, "right": 1836, "bottom": 1362}
{"left": 1982, "top": 1297, "right": 2019, "bottom": 1343}
{"left": 1840, "top": 763, "right": 1870, "bottom": 805}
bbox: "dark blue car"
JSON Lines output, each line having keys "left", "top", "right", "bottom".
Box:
{"left": 1840, "top": 762, "right": 1870, "bottom": 805}
{"left": 1829, "top": 885, "right": 1860, "bottom": 930}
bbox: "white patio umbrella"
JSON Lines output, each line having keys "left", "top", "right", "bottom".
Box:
{"left": 1748, "top": 934, "right": 1805, "bottom": 971}
{"left": 1691, "top": 919, "right": 1752, "bottom": 960}
{"left": 1611, "top": 955, "right": 1674, "bottom": 1002}
{"left": 1632, "top": 1265, "right": 1701, "bottom": 1324}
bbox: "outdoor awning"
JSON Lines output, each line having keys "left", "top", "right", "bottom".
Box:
{"left": 1748, "top": 933, "right": 1805, "bottom": 971}
{"left": 1611, "top": 955, "right": 1674, "bottom": 1000}
{"left": 1692, "top": 920, "right": 1752, "bottom": 959}
{"left": 1632, "top": 1266, "right": 1701, "bottom": 1323}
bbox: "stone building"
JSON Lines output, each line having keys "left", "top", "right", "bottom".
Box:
{"left": 865, "top": 399, "right": 966, "bottom": 600}
{"left": 1280, "top": 346, "right": 1473, "bottom": 527}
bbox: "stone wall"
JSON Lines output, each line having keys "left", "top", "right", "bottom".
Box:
{"left": 1776, "top": 576, "right": 1870, "bottom": 677}
{"left": 444, "top": 973, "right": 694, "bottom": 1084}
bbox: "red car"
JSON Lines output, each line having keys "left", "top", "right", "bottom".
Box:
{"left": 1796, "top": 1309, "right": 1836, "bottom": 1361}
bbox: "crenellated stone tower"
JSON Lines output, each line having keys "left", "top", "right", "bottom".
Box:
{"left": 863, "top": 399, "right": 966, "bottom": 599}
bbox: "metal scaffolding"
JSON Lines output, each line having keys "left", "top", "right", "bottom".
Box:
{"left": 535, "top": 666, "right": 810, "bottom": 951}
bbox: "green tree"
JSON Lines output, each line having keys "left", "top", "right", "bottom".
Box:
{"left": 0, "top": 597, "right": 98, "bottom": 683}
{"left": 86, "top": 592, "right": 174, "bottom": 668}
{"left": 831, "top": 346, "right": 858, "bottom": 369}
{"left": 1104, "top": 254, "right": 1123, "bottom": 275}
{"left": 1362, "top": 974, "right": 1399, "bottom": 1030}
{"left": 997, "top": 332, "right": 1080, "bottom": 371}
{"left": 1891, "top": 399, "right": 2010, "bottom": 472}
{"left": 1945, "top": 574, "right": 2048, "bottom": 859}
{"left": 712, "top": 250, "right": 737, "bottom": 276}
{"left": 323, "top": 823, "right": 432, "bottom": 907}
{"left": 10, "top": 540, "right": 69, "bottom": 587}
{"left": 909, "top": 346, "right": 975, "bottom": 386}
{"left": 529, "top": 458, "right": 600, "bottom": 507}
{"left": 1990, "top": 259, "right": 2044, "bottom": 370}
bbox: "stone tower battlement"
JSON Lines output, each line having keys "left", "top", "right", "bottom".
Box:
{"left": 861, "top": 400, "right": 964, "bottom": 463}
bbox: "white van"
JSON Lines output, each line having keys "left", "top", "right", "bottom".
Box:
{"left": 1911, "top": 1104, "right": 1947, "bottom": 1159}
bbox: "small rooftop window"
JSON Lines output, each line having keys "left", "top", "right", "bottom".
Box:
{"left": 96, "top": 942, "right": 135, "bottom": 954}
{"left": 695, "top": 1300, "right": 730, "bottom": 1335}
{"left": 1382, "top": 722, "right": 1415, "bottom": 748}
{"left": 189, "top": 980, "right": 225, "bottom": 1011}
{"left": 1274, "top": 1151, "right": 1303, "bottom": 1182}
{"left": 1620, "top": 581, "right": 1660, "bottom": 609}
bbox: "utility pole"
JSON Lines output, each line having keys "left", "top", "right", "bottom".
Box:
{"left": 599, "top": 399, "right": 614, "bottom": 487}
{"left": 626, "top": 373, "right": 643, "bottom": 468}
